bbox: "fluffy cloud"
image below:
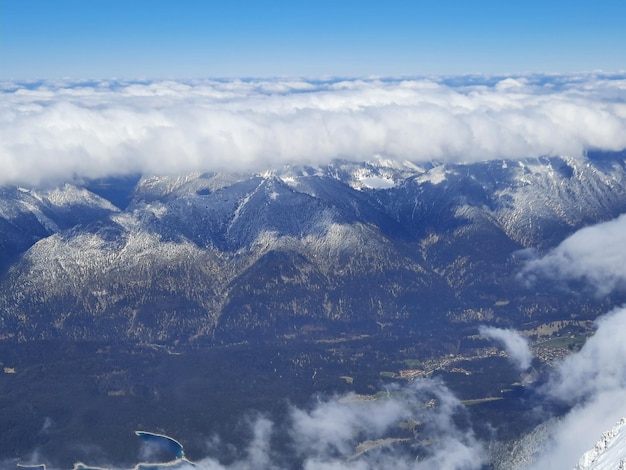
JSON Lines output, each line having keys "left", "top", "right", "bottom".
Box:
{"left": 291, "top": 380, "right": 484, "bottom": 469}
{"left": 520, "top": 213, "right": 626, "bottom": 296}
{"left": 81, "top": 379, "right": 484, "bottom": 469}
{"left": 545, "top": 307, "right": 626, "bottom": 402}
{"left": 1, "top": 74, "right": 626, "bottom": 186}
{"left": 518, "top": 213, "right": 626, "bottom": 469}
{"left": 478, "top": 326, "right": 533, "bottom": 371}
{"left": 527, "top": 307, "right": 626, "bottom": 470}
{"left": 206, "top": 379, "right": 483, "bottom": 470}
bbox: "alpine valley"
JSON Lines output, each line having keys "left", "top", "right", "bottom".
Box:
{"left": 2, "top": 152, "right": 626, "bottom": 469}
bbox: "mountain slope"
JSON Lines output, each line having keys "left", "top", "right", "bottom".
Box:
{"left": 1, "top": 154, "right": 626, "bottom": 344}
{"left": 0, "top": 184, "right": 119, "bottom": 271}
{"left": 576, "top": 418, "right": 626, "bottom": 470}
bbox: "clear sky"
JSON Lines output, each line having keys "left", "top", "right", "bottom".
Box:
{"left": 1, "top": 0, "right": 625, "bottom": 79}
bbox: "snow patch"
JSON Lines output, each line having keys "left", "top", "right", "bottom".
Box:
{"left": 280, "top": 176, "right": 297, "bottom": 185}
{"left": 349, "top": 167, "right": 396, "bottom": 190}
{"left": 417, "top": 166, "right": 448, "bottom": 185}
{"left": 576, "top": 418, "right": 626, "bottom": 470}
{"left": 358, "top": 175, "right": 396, "bottom": 189}
{"left": 368, "top": 155, "right": 426, "bottom": 173}
{"left": 148, "top": 203, "right": 168, "bottom": 219}
{"left": 40, "top": 185, "right": 116, "bottom": 211}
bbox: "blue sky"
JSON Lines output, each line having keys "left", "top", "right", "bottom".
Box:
{"left": 2, "top": 0, "right": 625, "bottom": 79}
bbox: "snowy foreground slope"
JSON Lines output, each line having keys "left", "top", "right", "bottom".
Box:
{"left": 576, "top": 418, "right": 626, "bottom": 470}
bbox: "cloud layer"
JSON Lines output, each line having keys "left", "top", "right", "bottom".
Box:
{"left": 520, "top": 213, "right": 626, "bottom": 296}
{"left": 478, "top": 326, "right": 533, "bottom": 371}
{"left": 518, "top": 213, "right": 626, "bottom": 469}
{"left": 528, "top": 307, "right": 626, "bottom": 470}
{"left": 60, "top": 379, "right": 484, "bottom": 470}
{"left": 545, "top": 306, "right": 626, "bottom": 404}
{"left": 87, "top": 379, "right": 482, "bottom": 470}
{"left": 1, "top": 73, "right": 626, "bottom": 186}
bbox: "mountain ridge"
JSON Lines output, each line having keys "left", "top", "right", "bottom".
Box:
{"left": 576, "top": 417, "right": 626, "bottom": 470}
{"left": 1, "top": 153, "right": 626, "bottom": 344}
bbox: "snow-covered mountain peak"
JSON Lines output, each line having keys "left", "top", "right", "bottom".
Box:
{"left": 576, "top": 418, "right": 626, "bottom": 470}
{"left": 367, "top": 155, "right": 429, "bottom": 172}
{"left": 39, "top": 183, "right": 119, "bottom": 210}
{"left": 0, "top": 184, "right": 117, "bottom": 220}
{"left": 350, "top": 168, "right": 396, "bottom": 190}
{"left": 416, "top": 165, "right": 451, "bottom": 185}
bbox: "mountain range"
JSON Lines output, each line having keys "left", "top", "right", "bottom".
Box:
{"left": 2, "top": 152, "right": 626, "bottom": 345}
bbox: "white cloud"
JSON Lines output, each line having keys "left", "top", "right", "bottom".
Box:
{"left": 478, "top": 326, "right": 533, "bottom": 371}
{"left": 527, "top": 307, "right": 626, "bottom": 470}
{"left": 544, "top": 307, "right": 626, "bottom": 402}
{"left": 290, "top": 380, "right": 484, "bottom": 469}
{"left": 1, "top": 74, "right": 626, "bottom": 186}
{"left": 123, "top": 379, "right": 485, "bottom": 470}
{"left": 520, "top": 213, "right": 626, "bottom": 296}
{"left": 518, "top": 212, "right": 626, "bottom": 468}
{"left": 517, "top": 212, "right": 626, "bottom": 469}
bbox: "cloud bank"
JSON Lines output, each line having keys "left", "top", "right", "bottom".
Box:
{"left": 63, "top": 379, "right": 484, "bottom": 470}
{"left": 528, "top": 306, "right": 626, "bottom": 470}
{"left": 520, "top": 213, "right": 626, "bottom": 296}
{"left": 518, "top": 214, "right": 626, "bottom": 469}
{"left": 1, "top": 73, "right": 626, "bottom": 186}
{"left": 545, "top": 306, "right": 626, "bottom": 405}
{"left": 478, "top": 326, "right": 533, "bottom": 371}
{"left": 193, "top": 379, "right": 484, "bottom": 470}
